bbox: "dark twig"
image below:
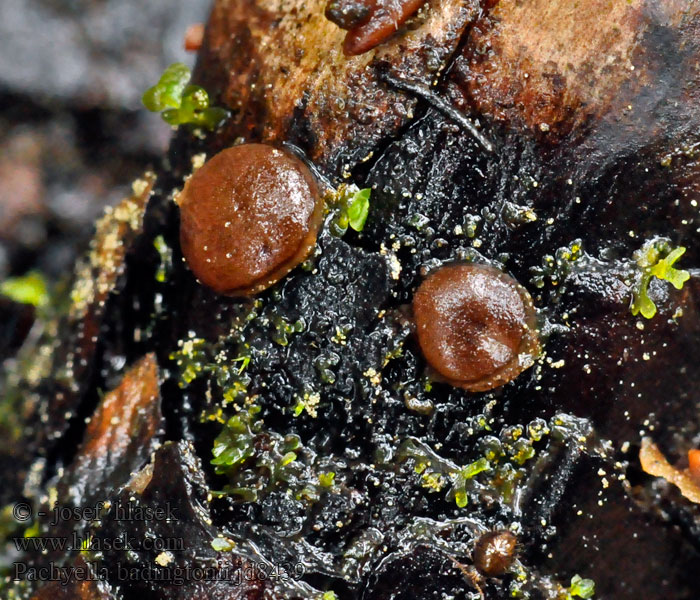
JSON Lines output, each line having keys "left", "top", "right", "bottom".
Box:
{"left": 377, "top": 67, "right": 494, "bottom": 153}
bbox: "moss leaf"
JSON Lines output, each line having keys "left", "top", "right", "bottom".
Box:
{"left": 142, "top": 63, "right": 191, "bottom": 111}
{"left": 347, "top": 188, "right": 371, "bottom": 232}
{"left": 0, "top": 272, "right": 48, "bottom": 307}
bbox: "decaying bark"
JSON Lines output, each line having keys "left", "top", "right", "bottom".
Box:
{"left": 3, "top": 1, "right": 700, "bottom": 599}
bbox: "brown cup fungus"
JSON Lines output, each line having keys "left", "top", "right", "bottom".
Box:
{"left": 473, "top": 530, "right": 518, "bottom": 577}
{"left": 178, "top": 144, "right": 323, "bottom": 296}
{"left": 413, "top": 263, "right": 539, "bottom": 392}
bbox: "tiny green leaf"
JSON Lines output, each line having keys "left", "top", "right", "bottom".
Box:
{"left": 182, "top": 85, "right": 210, "bottom": 110}
{"left": 211, "top": 443, "right": 252, "bottom": 468}
{"left": 284, "top": 434, "right": 301, "bottom": 452}
{"left": 347, "top": 188, "right": 371, "bottom": 232}
{"left": 232, "top": 355, "right": 250, "bottom": 374}
{"left": 630, "top": 276, "right": 657, "bottom": 319}
{"left": 223, "top": 487, "right": 258, "bottom": 502}
{"left": 454, "top": 488, "right": 468, "bottom": 508}
{"left": 143, "top": 64, "right": 229, "bottom": 131}
{"left": 451, "top": 458, "right": 490, "bottom": 508}
{"left": 142, "top": 63, "right": 191, "bottom": 111}
{"left": 460, "top": 457, "right": 490, "bottom": 479}
{"left": 280, "top": 451, "right": 297, "bottom": 467}
{"left": 160, "top": 108, "right": 182, "bottom": 126}
{"left": 631, "top": 243, "right": 690, "bottom": 319}
{"left": 23, "top": 521, "right": 40, "bottom": 538}
{"left": 0, "top": 272, "right": 48, "bottom": 307}
{"left": 322, "top": 591, "right": 338, "bottom": 600}
{"left": 210, "top": 410, "right": 259, "bottom": 474}
{"left": 570, "top": 574, "right": 595, "bottom": 599}
{"left": 649, "top": 246, "right": 690, "bottom": 289}
{"left": 319, "top": 472, "right": 335, "bottom": 487}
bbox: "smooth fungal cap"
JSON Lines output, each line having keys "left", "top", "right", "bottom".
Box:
{"left": 413, "top": 263, "right": 539, "bottom": 392}
{"left": 178, "top": 143, "right": 323, "bottom": 296}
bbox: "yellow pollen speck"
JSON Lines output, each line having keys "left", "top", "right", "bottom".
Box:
{"left": 155, "top": 552, "right": 173, "bottom": 567}
{"left": 388, "top": 254, "right": 401, "bottom": 280}
{"left": 192, "top": 153, "right": 207, "bottom": 170}
{"left": 363, "top": 368, "right": 382, "bottom": 386}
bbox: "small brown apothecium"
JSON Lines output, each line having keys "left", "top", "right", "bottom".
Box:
{"left": 473, "top": 530, "right": 518, "bottom": 577}
{"left": 413, "top": 263, "right": 539, "bottom": 392}
{"left": 178, "top": 144, "right": 323, "bottom": 296}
